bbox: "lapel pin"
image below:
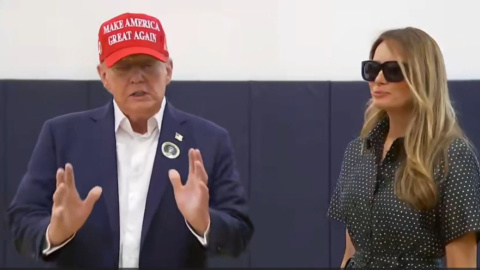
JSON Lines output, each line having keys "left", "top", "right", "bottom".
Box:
{"left": 175, "top": 132, "right": 183, "bottom": 142}
{"left": 162, "top": 142, "right": 180, "bottom": 159}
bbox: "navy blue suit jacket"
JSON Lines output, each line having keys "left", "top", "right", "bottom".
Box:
{"left": 7, "top": 100, "right": 254, "bottom": 268}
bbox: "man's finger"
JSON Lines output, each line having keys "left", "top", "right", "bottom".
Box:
{"left": 169, "top": 169, "right": 183, "bottom": 191}
{"left": 188, "top": 149, "right": 196, "bottom": 176}
{"left": 53, "top": 183, "right": 67, "bottom": 204}
{"left": 195, "top": 160, "right": 208, "bottom": 185}
{"left": 65, "top": 163, "right": 75, "bottom": 188}
{"left": 195, "top": 149, "right": 205, "bottom": 166}
{"left": 194, "top": 150, "right": 208, "bottom": 184}
{"left": 83, "top": 186, "right": 102, "bottom": 212}
{"left": 56, "top": 168, "right": 65, "bottom": 188}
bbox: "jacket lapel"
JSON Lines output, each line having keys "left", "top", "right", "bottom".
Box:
{"left": 90, "top": 101, "right": 120, "bottom": 260}
{"left": 140, "top": 102, "right": 190, "bottom": 247}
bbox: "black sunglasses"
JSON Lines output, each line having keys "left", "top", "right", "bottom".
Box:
{"left": 361, "top": 60, "right": 406, "bottom": 82}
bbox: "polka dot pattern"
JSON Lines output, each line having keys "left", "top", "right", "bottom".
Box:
{"left": 328, "top": 117, "right": 480, "bottom": 268}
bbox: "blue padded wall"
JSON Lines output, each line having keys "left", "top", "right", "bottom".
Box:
{"left": 3, "top": 81, "right": 90, "bottom": 267}
{"left": 0, "top": 82, "right": 6, "bottom": 267}
{"left": 329, "top": 81, "right": 371, "bottom": 266}
{"left": 0, "top": 79, "right": 479, "bottom": 267}
{"left": 448, "top": 81, "right": 480, "bottom": 149}
{"left": 249, "top": 82, "right": 330, "bottom": 267}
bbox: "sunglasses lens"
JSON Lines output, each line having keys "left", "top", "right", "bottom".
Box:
{"left": 362, "top": 61, "right": 381, "bottom": 81}
{"left": 383, "top": 62, "right": 405, "bottom": 82}
{"left": 361, "top": 61, "right": 405, "bottom": 82}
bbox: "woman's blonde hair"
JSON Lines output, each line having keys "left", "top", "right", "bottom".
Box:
{"left": 360, "top": 27, "right": 470, "bottom": 211}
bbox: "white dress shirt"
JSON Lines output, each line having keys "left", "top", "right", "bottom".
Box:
{"left": 42, "top": 98, "right": 209, "bottom": 268}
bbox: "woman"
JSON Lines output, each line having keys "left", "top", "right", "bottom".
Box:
{"left": 328, "top": 27, "right": 480, "bottom": 268}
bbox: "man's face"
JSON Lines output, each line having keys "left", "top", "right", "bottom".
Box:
{"left": 97, "top": 54, "right": 173, "bottom": 120}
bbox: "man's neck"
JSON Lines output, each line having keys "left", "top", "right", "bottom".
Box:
{"left": 129, "top": 118, "right": 149, "bottom": 134}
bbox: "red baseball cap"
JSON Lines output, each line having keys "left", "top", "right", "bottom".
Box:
{"left": 98, "top": 12, "right": 169, "bottom": 67}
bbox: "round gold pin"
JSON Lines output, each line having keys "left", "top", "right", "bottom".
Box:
{"left": 162, "top": 142, "right": 180, "bottom": 159}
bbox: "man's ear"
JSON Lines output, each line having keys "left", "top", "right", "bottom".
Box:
{"left": 97, "top": 63, "right": 109, "bottom": 90}
{"left": 165, "top": 58, "right": 173, "bottom": 85}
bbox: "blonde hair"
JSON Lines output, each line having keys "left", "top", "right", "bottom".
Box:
{"left": 360, "top": 27, "right": 470, "bottom": 211}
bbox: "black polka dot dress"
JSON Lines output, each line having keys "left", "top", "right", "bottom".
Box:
{"left": 328, "top": 117, "right": 480, "bottom": 268}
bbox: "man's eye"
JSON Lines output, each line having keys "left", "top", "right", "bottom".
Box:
{"left": 115, "top": 65, "right": 129, "bottom": 70}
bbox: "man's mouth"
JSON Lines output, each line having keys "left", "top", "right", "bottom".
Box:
{"left": 131, "top": 91, "right": 147, "bottom": 97}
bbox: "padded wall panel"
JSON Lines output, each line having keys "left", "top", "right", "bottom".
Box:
{"left": 329, "top": 81, "right": 370, "bottom": 266}
{"left": 87, "top": 81, "right": 112, "bottom": 109}
{"left": 449, "top": 81, "right": 480, "bottom": 149}
{"left": 0, "top": 82, "right": 6, "bottom": 267}
{"left": 165, "top": 81, "right": 251, "bottom": 267}
{"left": 249, "top": 82, "right": 331, "bottom": 267}
{"left": 4, "top": 80, "right": 89, "bottom": 267}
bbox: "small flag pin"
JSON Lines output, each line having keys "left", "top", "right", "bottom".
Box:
{"left": 175, "top": 132, "right": 183, "bottom": 142}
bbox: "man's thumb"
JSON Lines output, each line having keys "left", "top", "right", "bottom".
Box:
{"left": 168, "top": 169, "right": 183, "bottom": 191}
{"left": 84, "top": 186, "right": 102, "bottom": 210}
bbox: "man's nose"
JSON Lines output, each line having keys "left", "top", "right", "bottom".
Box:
{"left": 130, "top": 67, "right": 144, "bottom": 83}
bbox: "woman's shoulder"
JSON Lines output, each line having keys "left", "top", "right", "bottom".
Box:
{"left": 343, "top": 137, "right": 366, "bottom": 155}
{"left": 337, "top": 137, "right": 366, "bottom": 170}
{"left": 446, "top": 137, "right": 477, "bottom": 158}
{"left": 436, "top": 136, "right": 480, "bottom": 185}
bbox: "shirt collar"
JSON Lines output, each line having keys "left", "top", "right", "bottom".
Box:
{"left": 364, "top": 115, "right": 405, "bottom": 159}
{"left": 365, "top": 115, "right": 390, "bottom": 148}
{"left": 113, "top": 97, "right": 166, "bottom": 136}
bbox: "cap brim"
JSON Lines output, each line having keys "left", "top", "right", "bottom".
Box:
{"left": 104, "top": 47, "right": 168, "bottom": 67}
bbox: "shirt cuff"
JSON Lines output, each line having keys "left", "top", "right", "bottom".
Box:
{"left": 42, "top": 224, "right": 75, "bottom": 256}
{"left": 185, "top": 219, "right": 210, "bottom": 246}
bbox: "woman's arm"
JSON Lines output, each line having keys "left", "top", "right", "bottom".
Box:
{"left": 440, "top": 140, "right": 480, "bottom": 268}
{"left": 341, "top": 230, "right": 355, "bottom": 268}
{"left": 445, "top": 232, "right": 477, "bottom": 268}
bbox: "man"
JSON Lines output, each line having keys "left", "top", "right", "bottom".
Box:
{"left": 7, "top": 12, "right": 254, "bottom": 268}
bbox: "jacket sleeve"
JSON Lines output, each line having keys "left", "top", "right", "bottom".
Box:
{"left": 205, "top": 129, "right": 254, "bottom": 257}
